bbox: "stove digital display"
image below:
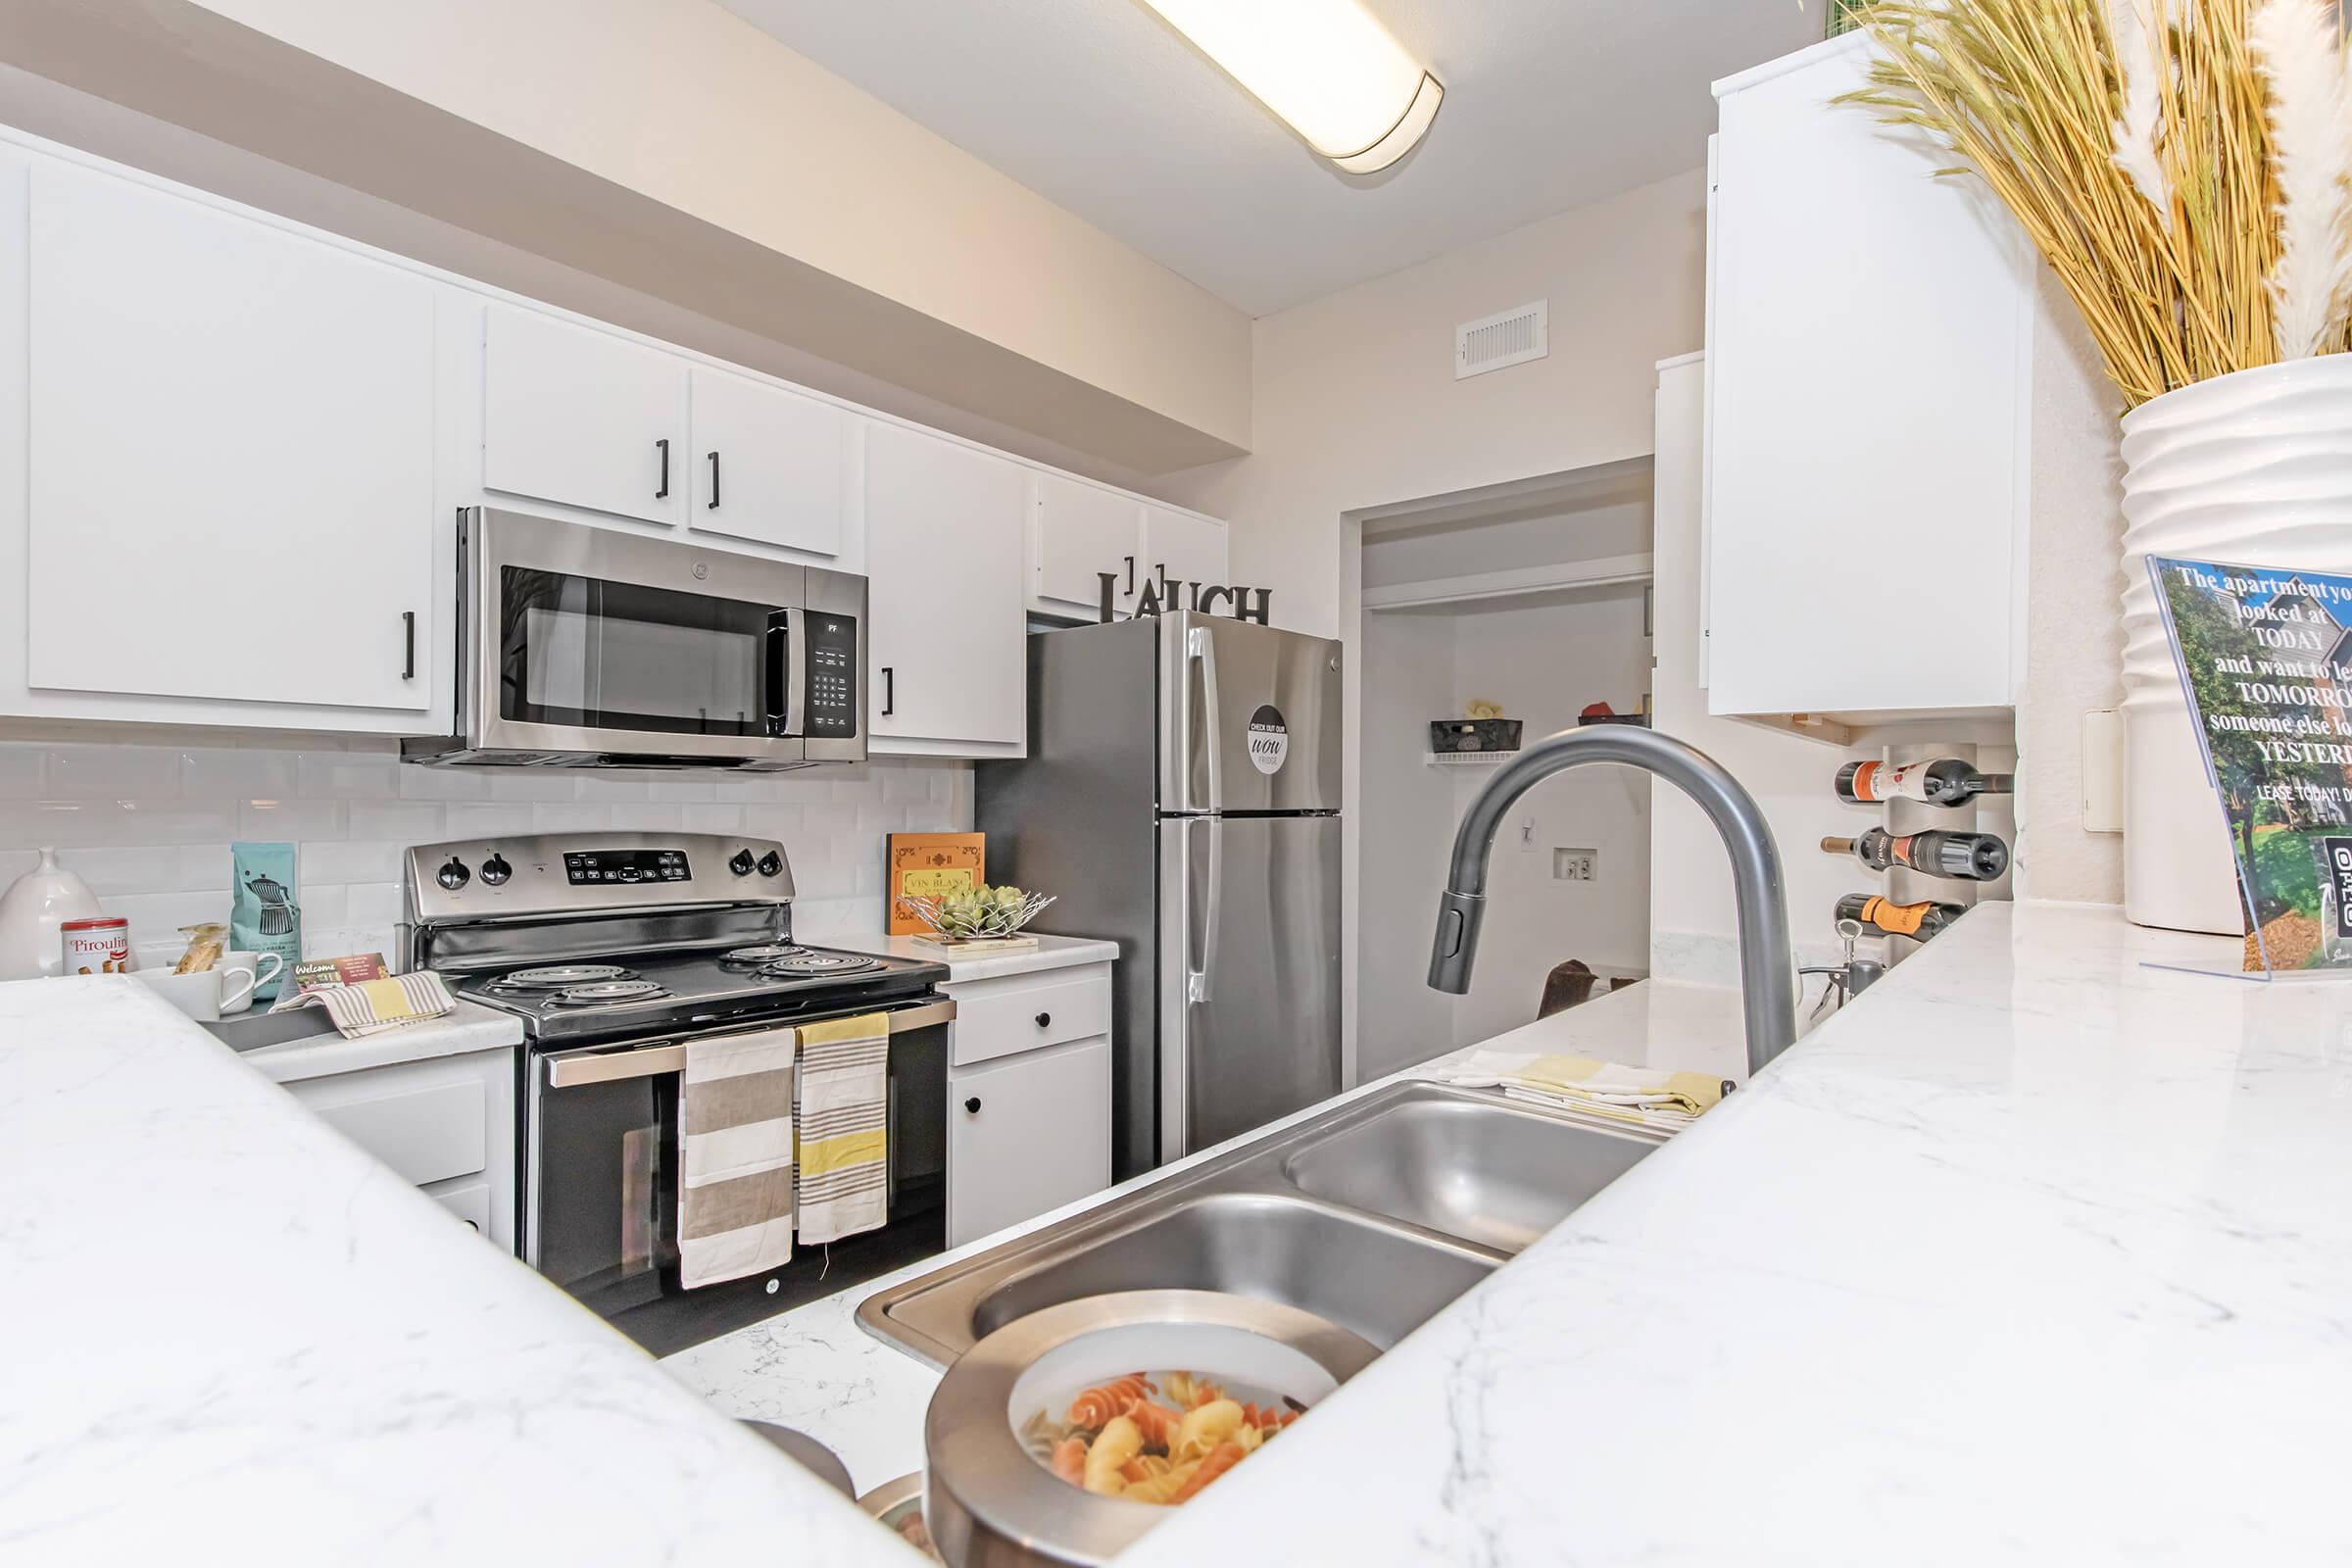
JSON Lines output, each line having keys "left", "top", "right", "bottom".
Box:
{"left": 563, "top": 848, "right": 691, "bottom": 886}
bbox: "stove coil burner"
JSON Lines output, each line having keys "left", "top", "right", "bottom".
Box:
{"left": 493, "top": 963, "right": 631, "bottom": 991}
{"left": 763, "top": 953, "right": 883, "bottom": 977}
{"left": 545, "top": 978, "right": 670, "bottom": 1007}
{"left": 719, "top": 944, "right": 810, "bottom": 966}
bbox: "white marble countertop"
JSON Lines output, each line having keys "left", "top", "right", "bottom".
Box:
{"left": 677, "top": 904, "right": 2352, "bottom": 1564}
{"left": 230, "top": 997, "right": 523, "bottom": 1084}
{"left": 0, "top": 975, "right": 920, "bottom": 1564}
{"left": 1126, "top": 902, "right": 2352, "bottom": 1565}
{"left": 827, "top": 930, "right": 1120, "bottom": 982}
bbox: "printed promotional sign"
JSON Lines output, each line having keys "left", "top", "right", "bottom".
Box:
{"left": 2149, "top": 556, "right": 2352, "bottom": 972}
{"left": 1247, "top": 704, "right": 1289, "bottom": 775}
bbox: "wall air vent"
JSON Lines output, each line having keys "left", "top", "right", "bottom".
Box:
{"left": 1454, "top": 300, "right": 1548, "bottom": 380}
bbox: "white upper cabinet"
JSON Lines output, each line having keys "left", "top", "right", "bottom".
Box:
{"left": 1705, "top": 34, "right": 2029, "bottom": 720}
{"left": 483, "top": 305, "right": 688, "bottom": 528}
{"left": 1034, "top": 472, "right": 1143, "bottom": 617}
{"left": 22, "top": 160, "right": 436, "bottom": 715}
{"left": 1144, "top": 507, "right": 1230, "bottom": 608}
{"left": 864, "top": 423, "right": 1030, "bottom": 755}
{"left": 687, "top": 367, "right": 851, "bottom": 561}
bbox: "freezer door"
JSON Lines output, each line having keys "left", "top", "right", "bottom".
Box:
{"left": 1157, "top": 813, "right": 1343, "bottom": 1162}
{"left": 1159, "top": 613, "right": 1343, "bottom": 814}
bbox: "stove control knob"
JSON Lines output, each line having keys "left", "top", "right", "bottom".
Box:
{"left": 436, "top": 856, "right": 470, "bottom": 891}
{"left": 757, "top": 851, "right": 783, "bottom": 878}
{"left": 728, "top": 849, "right": 757, "bottom": 876}
{"left": 479, "top": 854, "right": 513, "bottom": 886}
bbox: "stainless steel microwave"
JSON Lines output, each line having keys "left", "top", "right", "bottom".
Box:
{"left": 404, "top": 508, "right": 865, "bottom": 770}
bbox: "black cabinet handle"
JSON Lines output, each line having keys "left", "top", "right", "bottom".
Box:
{"left": 655, "top": 438, "right": 670, "bottom": 499}
{"left": 1034, "top": 1011, "right": 1052, "bottom": 1028}
{"left": 881, "top": 666, "right": 895, "bottom": 716}
{"left": 708, "top": 450, "right": 720, "bottom": 510}
{"left": 963, "top": 1097, "right": 981, "bottom": 1115}
{"left": 401, "top": 611, "right": 416, "bottom": 680}
{"left": 1123, "top": 555, "right": 1136, "bottom": 595}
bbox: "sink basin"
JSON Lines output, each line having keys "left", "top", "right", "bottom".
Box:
{"left": 1281, "top": 1096, "right": 1654, "bottom": 1253}
{"left": 970, "top": 1192, "right": 1494, "bottom": 1349}
{"left": 858, "top": 1080, "right": 1666, "bottom": 1369}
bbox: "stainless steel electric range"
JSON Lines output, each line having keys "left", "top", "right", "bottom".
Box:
{"left": 400, "top": 831, "right": 952, "bottom": 1354}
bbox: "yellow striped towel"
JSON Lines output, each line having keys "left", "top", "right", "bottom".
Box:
{"left": 793, "top": 1011, "right": 889, "bottom": 1245}
{"left": 271, "top": 971, "right": 457, "bottom": 1038}
{"left": 1428, "top": 1048, "right": 1734, "bottom": 1131}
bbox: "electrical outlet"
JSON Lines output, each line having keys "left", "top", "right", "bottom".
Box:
{"left": 1552, "top": 847, "right": 1598, "bottom": 882}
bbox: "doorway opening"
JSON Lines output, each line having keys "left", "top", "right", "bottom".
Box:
{"left": 1347, "top": 458, "right": 1656, "bottom": 1083}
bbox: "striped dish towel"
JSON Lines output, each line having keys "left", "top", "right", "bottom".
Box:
{"left": 793, "top": 1011, "right": 889, "bottom": 1245}
{"left": 678, "top": 1024, "right": 799, "bottom": 1289}
{"left": 270, "top": 971, "right": 456, "bottom": 1038}
{"left": 1426, "top": 1049, "right": 1734, "bottom": 1132}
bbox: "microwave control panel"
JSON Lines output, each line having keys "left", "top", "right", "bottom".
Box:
{"left": 803, "top": 612, "right": 859, "bottom": 736}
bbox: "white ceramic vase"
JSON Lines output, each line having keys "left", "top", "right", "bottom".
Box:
{"left": 2119, "top": 356, "right": 2352, "bottom": 934}
{"left": 0, "top": 847, "right": 104, "bottom": 979}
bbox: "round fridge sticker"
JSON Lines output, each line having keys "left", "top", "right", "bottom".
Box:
{"left": 1248, "top": 704, "right": 1290, "bottom": 775}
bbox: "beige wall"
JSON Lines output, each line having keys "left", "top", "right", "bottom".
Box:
{"left": 2, "top": 0, "right": 1250, "bottom": 473}
{"left": 1152, "top": 170, "right": 1709, "bottom": 638}
{"left": 2017, "top": 278, "right": 2128, "bottom": 906}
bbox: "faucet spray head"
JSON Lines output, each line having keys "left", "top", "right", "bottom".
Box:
{"left": 1427, "top": 888, "right": 1486, "bottom": 994}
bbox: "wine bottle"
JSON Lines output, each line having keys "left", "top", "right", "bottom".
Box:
{"left": 1835, "top": 893, "right": 1965, "bottom": 942}
{"left": 1835, "top": 758, "right": 2015, "bottom": 808}
{"left": 1821, "top": 827, "right": 2009, "bottom": 882}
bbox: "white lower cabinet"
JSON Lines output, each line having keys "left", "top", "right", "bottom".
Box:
{"left": 279, "top": 1047, "right": 517, "bottom": 1251}
{"left": 942, "top": 963, "right": 1114, "bottom": 1249}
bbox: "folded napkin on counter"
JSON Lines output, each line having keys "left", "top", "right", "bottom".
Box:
{"left": 793, "top": 1010, "right": 890, "bottom": 1246}
{"left": 269, "top": 971, "right": 456, "bottom": 1038}
{"left": 678, "top": 1024, "right": 800, "bottom": 1289}
{"left": 1425, "top": 1048, "right": 1734, "bottom": 1132}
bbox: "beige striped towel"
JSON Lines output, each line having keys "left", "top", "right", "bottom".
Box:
{"left": 679, "top": 1024, "right": 800, "bottom": 1289}
{"left": 793, "top": 1011, "right": 889, "bottom": 1246}
{"left": 1426, "top": 1049, "right": 1734, "bottom": 1132}
{"left": 270, "top": 971, "right": 456, "bottom": 1038}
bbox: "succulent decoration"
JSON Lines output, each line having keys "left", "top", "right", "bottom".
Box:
{"left": 905, "top": 883, "right": 1055, "bottom": 942}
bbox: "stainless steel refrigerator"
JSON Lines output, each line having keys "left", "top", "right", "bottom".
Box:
{"left": 978, "top": 612, "right": 1343, "bottom": 1179}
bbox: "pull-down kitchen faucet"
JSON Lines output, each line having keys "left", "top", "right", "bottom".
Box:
{"left": 1428, "top": 725, "right": 1798, "bottom": 1078}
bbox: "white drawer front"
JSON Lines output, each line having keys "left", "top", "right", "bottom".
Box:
{"left": 950, "top": 969, "right": 1112, "bottom": 1067}
{"left": 300, "top": 1078, "right": 489, "bottom": 1189}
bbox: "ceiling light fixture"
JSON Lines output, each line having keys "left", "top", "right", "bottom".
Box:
{"left": 1137, "top": 0, "right": 1443, "bottom": 174}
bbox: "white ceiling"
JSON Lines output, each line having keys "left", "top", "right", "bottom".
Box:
{"left": 715, "top": 0, "right": 1820, "bottom": 317}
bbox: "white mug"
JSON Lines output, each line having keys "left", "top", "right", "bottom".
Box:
{"left": 218, "top": 950, "right": 285, "bottom": 1015}
{"left": 134, "top": 967, "right": 222, "bottom": 1023}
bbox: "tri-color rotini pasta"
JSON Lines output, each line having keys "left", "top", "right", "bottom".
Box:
{"left": 1026, "top": 1369, "right": 1306, "bottom": 1507}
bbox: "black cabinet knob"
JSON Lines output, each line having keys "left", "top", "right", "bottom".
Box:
{"left": 728, "top": 849, "right": 757, "bottom": 876}
{"left": 436, "top": 857, "right": 469, "bottom": 891}
{"left": 479, "top": 853, "right": 512, "bottom": 886}
{"left": 1034, "top": 1011, "right": 1052, "bottom": 1028}
{"left": 963, "top": 1097, "right": 982, "bottom": 1115}
{"left": 757, "top": 851, "right": 783, "bottom": 877}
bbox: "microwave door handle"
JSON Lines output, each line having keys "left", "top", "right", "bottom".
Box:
{"left": 766, "top": 612, "right": 805, "bottom": 738}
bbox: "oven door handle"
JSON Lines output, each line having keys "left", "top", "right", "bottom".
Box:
{"left": 543, "top": 998, "right": 956, "bottom": 1087}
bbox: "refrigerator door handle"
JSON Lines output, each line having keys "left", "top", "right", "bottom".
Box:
{"left": 1187, "top": 624, "right": 1223, "bottom": 814}
{"left": 1187, "top": 814, "right": 1222, "bottom": 1004}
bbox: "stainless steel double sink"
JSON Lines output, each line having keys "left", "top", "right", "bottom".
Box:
{"left": 858, "top": 1080, "right": 1663, "bottom": 1368}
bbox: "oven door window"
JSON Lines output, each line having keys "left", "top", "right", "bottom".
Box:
{"left": 534, "top": 1063, "right": 678, "bottom": 1317}
{"left": 500, "top": 566, "right": 785, "bottom": 737}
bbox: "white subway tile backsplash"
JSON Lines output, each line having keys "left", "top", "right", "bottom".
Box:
{"left": 0, "top": 741, "right": 976, "bottom": 956}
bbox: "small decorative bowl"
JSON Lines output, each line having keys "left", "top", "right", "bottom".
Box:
{"left": 903, "top": 889, "right": 1056, "bottom": 944}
